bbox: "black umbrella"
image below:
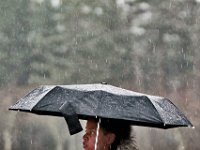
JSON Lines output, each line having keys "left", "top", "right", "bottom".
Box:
{"left": 9, "top": 83, "right": 192, "bottom": 135}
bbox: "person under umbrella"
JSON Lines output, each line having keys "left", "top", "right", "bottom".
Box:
{"left": 9, "top": 84, "right": 192, "bottom": 149}
{"left": 83, "top": 118, "right": 138, "bottom": 150}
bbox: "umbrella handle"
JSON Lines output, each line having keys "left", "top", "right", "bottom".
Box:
{"left": 59, "top": 102, "right": 83, "bottom": 135}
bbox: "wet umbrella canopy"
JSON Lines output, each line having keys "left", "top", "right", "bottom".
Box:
{"left": 9, "top": 83, "right": 192, "bottom": 135}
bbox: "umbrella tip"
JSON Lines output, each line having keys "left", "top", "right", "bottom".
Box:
{"left": 101, "top": 82, "right": 108, "bottom": 85}
{"left": 189, "top": 124, "right": 195, "bottom": 129}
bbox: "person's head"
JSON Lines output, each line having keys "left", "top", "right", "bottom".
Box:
{"left": 82, "top": 118, "right": 131, "bottom": 150}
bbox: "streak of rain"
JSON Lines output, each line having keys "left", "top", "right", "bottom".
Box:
{"left": 0, "top": 0, "right": 199, "bottom": 149}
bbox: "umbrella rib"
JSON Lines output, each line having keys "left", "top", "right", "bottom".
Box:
{"left": 31, "top": 86, "right": 57, "bottom": 111}
{"left": 35, "top": 103, "right": 53, "bottom": 108}
{"left": 147, "top": 98, "right": 166, "bottom": 126}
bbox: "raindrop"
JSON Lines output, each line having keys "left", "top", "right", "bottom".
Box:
{"left": 105, "top": 59, "right": 108, "bottom": 63}
{"left": 64, "top": 71, "right": 67, "bottom": 77}
{"left": 153, "top": 44, "right": 156, "bottom": 53}
{"left": 31, "top": 139, "right": 33, "bottom": 145}
{"left": 185, "top": 98, "right": 188, "bottom": 104}
{"left": 169, "top": 1, "right": 172, "bottom": 8}
{"left": 126, "top": 37, "right": 129, "bottom": 41}
{"left": 148, "top": 39, "right": 152, "bottom": 43}
{"left": 181, "top": 48, "right": 184, "bottom": 53}
{"left": 138, "top": 79, "right": 141, "bottom": 86}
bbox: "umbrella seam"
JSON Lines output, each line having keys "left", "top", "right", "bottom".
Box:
{"left": 31, "top": 86, "right": 56, "bottom": 111}
{"left": 148, "top": 98, "right": 166, "bottom": 126}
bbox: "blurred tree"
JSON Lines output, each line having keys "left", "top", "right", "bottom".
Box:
{"left": 15, "top": 0, "right": 136, "bottom": 86}
{"left": 1, "top": 0, "right": 194, "bottom": 90}
{"left": 0, "top": 0, "right": 199, "bottom": 150}
{"left": 12, "top": 117, "right": 56, "bottom": 150}
{"left": 124, "top": 0, "right": 194, "bottom": 93}
{"left": 0, "top": 132, "right": 4, "bottom": 150}
{"left": 0, "top": 0, "right": 31, "bottom": 86}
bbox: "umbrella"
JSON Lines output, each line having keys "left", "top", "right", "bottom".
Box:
{"left": 9, "top": 83, "right": 193, "bottom": 135}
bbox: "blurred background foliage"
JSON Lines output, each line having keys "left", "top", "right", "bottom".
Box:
{"left": 0, "top": 0, "right": 199, "bottom": 149}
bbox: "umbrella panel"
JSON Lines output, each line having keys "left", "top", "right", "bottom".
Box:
{"left": 32, "top": 87, "right": 164, "bottom": 124}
